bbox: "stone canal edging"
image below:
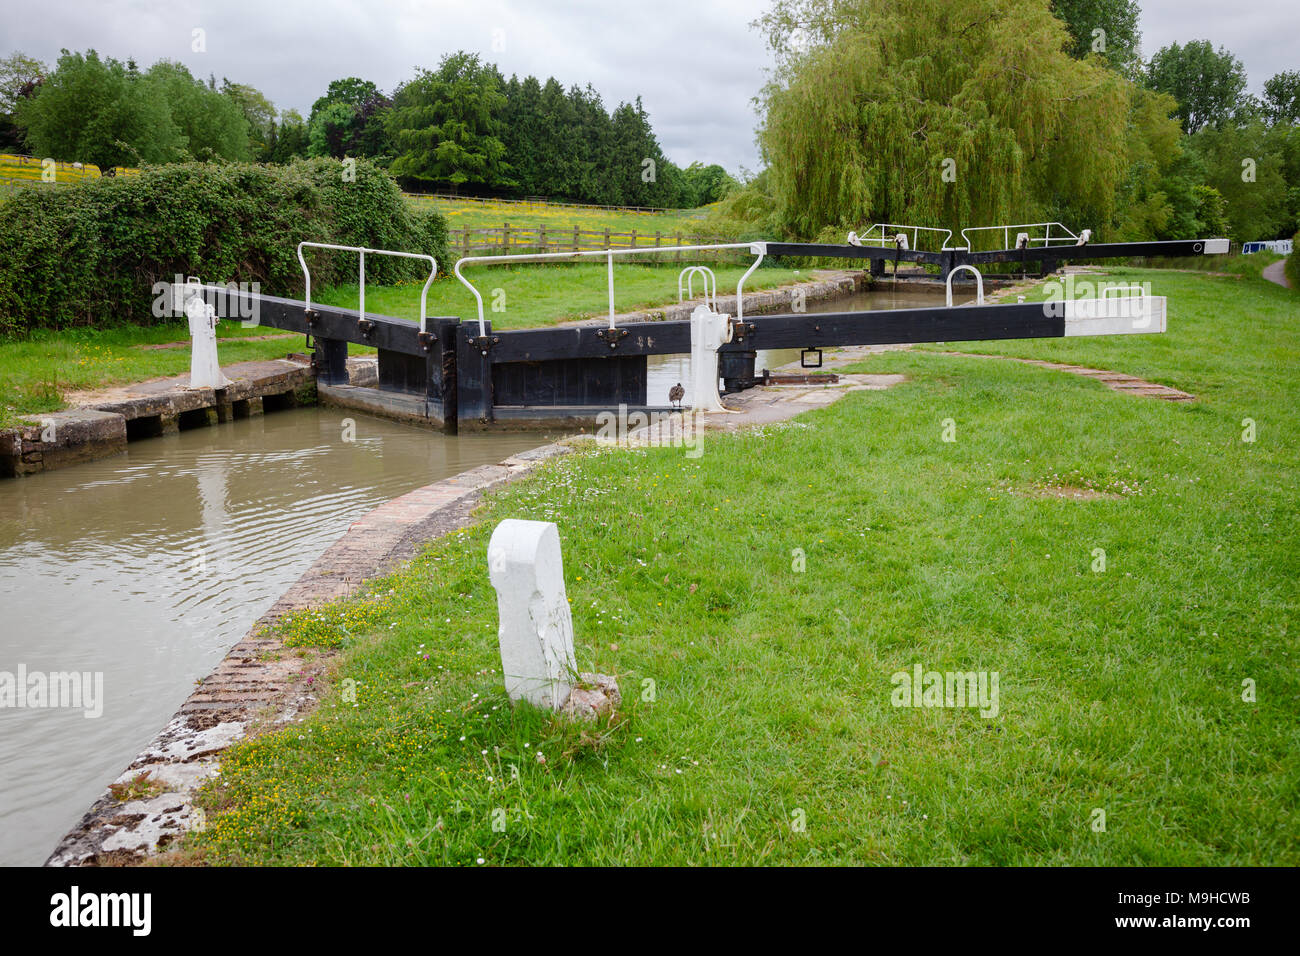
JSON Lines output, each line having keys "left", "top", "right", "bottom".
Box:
{"left": 44, "top": 441, "right": 574, "bottom": 866}
{"left": 1, "top": 359, "right": 315, "bottom": 478}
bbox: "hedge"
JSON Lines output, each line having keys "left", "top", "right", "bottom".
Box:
{"left": 1287, "top": 230, "right": 1300, "bottom": 292}
{"left": 0, "top": 158, "right": 448, "bottom": 334}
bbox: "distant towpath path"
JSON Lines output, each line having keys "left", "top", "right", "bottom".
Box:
{"left": 1262, "top": 259, "right": 1290, "bottom": 288}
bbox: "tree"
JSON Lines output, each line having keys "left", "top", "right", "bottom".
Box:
{"left": 609, "top": 97, "right": 677, "bottom": 207}
{"left": 222, "top": 79, "right": 277, "bottom": 158}
{"left": 0, "top": 51, "right": 45, "bottom": 114}
{"left": 1263, "top": 71, "right": 1300, "bottom": 127}
{"left": 387, "top": 53, "right": 509, "bottom": 189}
{"left": 1049, "top": 0, "right": 1141, "bottom": 72}
{"left": 1113, "top": 86, "right": 1184, "bottom": 240}
{"left": 1145, "top": 41, "right": 1248, "bottom": 135}
{"left": 569, "top": 84, "right": 619, "bottom": 204}
{"left": 14, "top": 49, "right": 182, "bottom": 172}
{"left": 308, "top": 77, "right": 392, "bottom": 159}
{"left": 757, "top": 0, "right": 1129, "bottom": 239}
{"left": 1190, "top": 121, "right": 1291, "bottom": 240}
{"left": 501, "top": 75, "right": 545, "bottom": 194}
{"left": 680, "top": 162, "right": 739, "bottom": 206}
{"left": 268, "top": 109, "right": 310, "bottom": 164}
{"left": 145, "top": 61, "right": 250, "bottom": 161}
{"left": 0, "top": 51, "right": 45, "bottom": 152}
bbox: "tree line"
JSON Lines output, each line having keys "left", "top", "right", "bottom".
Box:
{"left": 0, "top": 49, "right": 736, "bottom": 208}
{"left": 734, "top": 0, "right": 1299, "bottom": 244}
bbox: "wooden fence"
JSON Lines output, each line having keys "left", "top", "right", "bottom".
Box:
{"left": 447, "top": 224, "right": 745, "bottom": 260}
{"left": 404, "top": 191, "right": 697, "bottom": 216}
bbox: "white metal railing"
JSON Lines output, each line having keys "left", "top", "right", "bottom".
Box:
{"left": 678, "top": 265, "right": 718, "bottom": 311}
{"left": 959, "top": 222, "right": 1089, "bottom": 253}
{"left": 847, "top": 223, "right": 956, "bottom": 252}
{"left": 1095, "top": 283, "right": 1149, "bottom": 323}
{"left": 945, "top": 265, "right": 985, "bottom": 306}
{"left": 454, "top": 242, "right": 767, "bottom": 336}
{"left": 297, "top": 241, "right": 438, "bottom": 333}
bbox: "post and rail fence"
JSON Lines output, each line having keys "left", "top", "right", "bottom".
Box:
{"left": 443, "top": 224, "right": 738, "bottom": 261}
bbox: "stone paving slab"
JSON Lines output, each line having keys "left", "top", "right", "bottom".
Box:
{"left": 934, "top": 351, "right": 1194, "bottom": 401}
{"left": 2, "top": 358, "right": 319, "bottom": 479}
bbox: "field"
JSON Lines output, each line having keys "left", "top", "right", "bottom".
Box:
{"left": 0, "top": 152, "right": 134, "bottom": 188}
{"left": 187, "top": 266, "right": 1299, "bottom": 866}
{"left": 406, "top": 193, "right": 713, "bottom": 234}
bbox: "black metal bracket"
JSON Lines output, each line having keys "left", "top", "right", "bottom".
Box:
{"left": 801, "top": 348, "right": 824, "bottom": 369}
{"left": 731, "top": 321, "right": 757, "bottom": 342}
{"left": 304, "top": 309, "right": 318, "bottom": 350}
{"left": 595, "top": 328, "right": 630, "bottom": 349}
{"left": 357, "top": 318, "right": 376, "bottom": 339}
{"left": 469, "top": 334, "right": 499, "bottom": 356}
{"left": 418, "top": 331, "right": 436, "bottom": 352}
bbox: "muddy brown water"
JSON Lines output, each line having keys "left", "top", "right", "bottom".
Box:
{"left": 0, "top": 407, "right": 542, "bottom": 866}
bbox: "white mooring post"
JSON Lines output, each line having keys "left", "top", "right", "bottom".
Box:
{"left": 688, "top": 303, "right": 734, "bottom": 413}
{"left": 487, "top": 519, "right": 578, "bottom": 711}
{"left": 182, "top": 278, "right": 229, "bottom": 389}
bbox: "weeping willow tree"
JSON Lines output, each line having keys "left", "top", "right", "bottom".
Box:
{"left": 758, "top": 0, "right": 1130, "bottom": 239}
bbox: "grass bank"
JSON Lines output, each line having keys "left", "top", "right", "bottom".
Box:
{"left": 189, "top": 267, "right": 1298, "bottom": 866}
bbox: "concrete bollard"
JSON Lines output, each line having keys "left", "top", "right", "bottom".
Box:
{"left": 487, "top": 519, "right": 577, "bottom": 710}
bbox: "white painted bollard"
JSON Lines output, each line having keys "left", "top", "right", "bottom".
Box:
{"left": 688, "top": 303, "right": 733, "bottom": 413}
{"left": 487, "top": 519, "right": 577, "bottom": 711}
{"left": 183, "top": 279, "right": 229, "bottom": 389}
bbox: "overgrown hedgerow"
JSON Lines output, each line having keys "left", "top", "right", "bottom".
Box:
{"left": 0, "top": 158, "right": 448, "bottom": 334}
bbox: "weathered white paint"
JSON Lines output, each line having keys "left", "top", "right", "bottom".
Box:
{"left": 487, "top": 519, "right": 577, "bottom": 710}
{"left": 688, "top": 304, "right": 733, "bottom": 413}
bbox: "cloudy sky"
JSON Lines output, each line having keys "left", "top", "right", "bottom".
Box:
{"left": 4, "top": 0, "right": 1296, "bottom": 174}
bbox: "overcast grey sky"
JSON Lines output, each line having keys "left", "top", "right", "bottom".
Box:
{"left": 3, "top": 0, "right": 1296, "bottom": 174}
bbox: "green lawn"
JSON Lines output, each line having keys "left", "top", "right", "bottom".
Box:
{"left": 190, "top": 267, "right": 1298, "bottom": 866}
{"left": 314, "top": 262, "right": 803, "bottom": 331}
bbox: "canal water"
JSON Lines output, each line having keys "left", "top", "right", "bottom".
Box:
{"left": 0, "top": 407, "right": 542, "bottom": 866}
